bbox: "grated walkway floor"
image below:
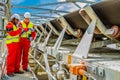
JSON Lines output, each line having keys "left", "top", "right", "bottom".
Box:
{"left": 2, "top": 71, "right": 35, "bottom": 80}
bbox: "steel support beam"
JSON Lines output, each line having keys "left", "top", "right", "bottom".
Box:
{"left": 47, "top": 22, "right": 60, "bottom": 36}
{"left": 83, "top": 6, "right": 120, "bottom": 45}
{"left": 58, "top": 17, "right": 76, "bottom": 36}
{"left": 12, "top": 6, "right": 70, "bottom": 13}
{"left": 66, "top": 0, "right": 95, "bottom": 4}
{"left": 73, "top": 19, "right": 96, "bottom": 58}
{"left": 31, "top": 15, "right": 56, "bottom": 18}
{"left": 38, "top": 24, "right": 48, "bottom": 35}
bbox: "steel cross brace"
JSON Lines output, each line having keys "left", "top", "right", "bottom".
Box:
{"left": 31, "top": 27, "right": 43, "bottom": 59}
{"left": 46, "top": 27, "right": 66, "bottom": 58}
{"left": 31, "top": 26, "right": 51, "bottom": 58}
{"left": 73, "top": 19, "right": 96, "bottom": 59}
{"left": 37, "top": 29, "right": 52, "bottom": 52}
{"left": 30, "top": 26, "right": 42, "bottom": 48}
{"left": 32, "top": 29, "right": 53, "bottom": 80}
{"left": 40, "top": 27, "right": 66, "bottom": 80}
{"left": 33, "top": 27, "right": 66, "bottom": 80}
{"left": 64, "top": 19, "right": 97, "bottom": 80}
{"left": 1, "top": 47, "right": 7, "bottom": 79}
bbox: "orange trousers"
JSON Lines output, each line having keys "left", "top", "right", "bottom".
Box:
{"left": 6, "top": 42, "right": 21, "bottom": 74}
{"left": 20, "top": 38, "right": 30, "bottom": 70}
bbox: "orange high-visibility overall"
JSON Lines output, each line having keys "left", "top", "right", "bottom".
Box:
{"left": 20, "top": 21, "right": 36, "bottom": 70}
{"left": 6, "top": 22, "right": 21, "bottom": 74}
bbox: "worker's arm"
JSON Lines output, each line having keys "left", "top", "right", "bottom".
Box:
{"left": 31, "top": 31, "right": 36, "bottom": 40}
{"left": 31, "top": 26, "right": 36, "bottom": 40}
{"left": 28, "top": 25, "right": 36, "bottom": 41}
{"left": 6, "top": 23, "right": 21, "bottom": 36}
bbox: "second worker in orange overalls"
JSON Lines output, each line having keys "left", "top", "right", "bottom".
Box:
{"left": 20, "top": 12, "right": 36, "bottom": 71}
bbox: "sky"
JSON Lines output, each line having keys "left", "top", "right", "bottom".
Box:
{"left": 11, "top": 0, "right": 99, "bottom": 5}
{"left": 11, "top": 0, "right": 59, "bottom": 6}
{"left": 11, "top": 0, "right": 100, "bottom": 23}
{"left": 11, "top": 0, "right": 100, "bottom": 14}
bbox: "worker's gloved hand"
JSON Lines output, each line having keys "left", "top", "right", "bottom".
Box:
{"left": 16, "top": 22, "right": 22, "bottom": 28}
{"left": 28, "top": 28, "right": 34, "bottom": 32}
{"left": 20, "top": 28, "right": 25, "bottom": 35}
{"left": 28, "top": 37, "right": 33, "bottom": 41}
{"left": 20, "top": 28, "right": 28, "bottom": 35}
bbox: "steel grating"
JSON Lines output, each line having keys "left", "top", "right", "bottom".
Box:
{"left": 3, "top": 76, "right": 35, "bottom": 80}
{"left": 2, "top": 72, "right": 35, "bottom": 80}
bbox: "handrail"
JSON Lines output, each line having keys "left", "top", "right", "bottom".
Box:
{"left": 29, "top": 53, "right": 57, "bottom": 80}
{"left": 0, "top": 2, "right": 7, "bottom": 16}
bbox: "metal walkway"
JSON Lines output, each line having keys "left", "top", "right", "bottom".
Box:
{"left": 2, "top": 69, "right": 38, "bottom": 80}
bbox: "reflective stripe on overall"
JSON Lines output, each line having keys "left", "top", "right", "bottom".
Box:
{"left": 6, "top": 23, "right": 19, "bottom": 44}
{"left": 21, "top": 21, "right": 34, "bottom": 38}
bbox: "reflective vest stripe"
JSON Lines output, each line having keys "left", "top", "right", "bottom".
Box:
{"left": 21, "top": 21, "right": 34, "bottom": 38}
{"left": 6, "top": 23, "right": 19, "bottom": 44}
{"left": 6, "top": 36, "right": 19, "bottom": 40}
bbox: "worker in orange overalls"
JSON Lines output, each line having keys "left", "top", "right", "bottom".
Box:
{"left": 6, "top": 14, "right": 24, "bottom": 77}
{"left": 20, "top": 12, "right": 36, "bottom": 71}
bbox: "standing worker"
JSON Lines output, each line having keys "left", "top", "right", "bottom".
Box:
{"left": 6, "top": 14, "right": 23, "bottom": 77}
{"left": 20, "top": 12, "right": 36, "bottom": 71}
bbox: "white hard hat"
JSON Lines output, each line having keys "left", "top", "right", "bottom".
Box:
{"left": 24, "top": 12, "right": 31, "bottom": 18}
{"left": 10, "top": 14, "right": 21, "bottom": 21}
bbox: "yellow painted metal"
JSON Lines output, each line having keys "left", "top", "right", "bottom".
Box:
{"left": 82, "top": 75, "right": 87, "bottom": 80}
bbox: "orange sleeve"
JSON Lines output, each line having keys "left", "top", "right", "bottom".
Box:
{"left": 31, "top": 31, "right": 36, "bottom": 40}
{"left": 8, "top": 28, "right": 21, "bottom": 36}
{"left": 31, "top": 25, "right": 36, "bottom": 40}
{"left": 6, "top": 23, "right": 21, "bottom": 36}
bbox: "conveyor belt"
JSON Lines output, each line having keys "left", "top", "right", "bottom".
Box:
{"left": 91, "top": 0, "right": 120, "bottom": 27}
{"left": 64, "top": 10, "right": 88, "bottom": 31}
{"left": 50, "top": 19, "right": 63, "bottom": 32}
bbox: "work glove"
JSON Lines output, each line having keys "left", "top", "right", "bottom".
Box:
{"left": 28, "top": 37, "right": 33, "bottom": 41}
{"left": 20, "top": 28, "right": 29, "bottom": 35}
{"left": 20, "top": 28, "right": 25, "bottom": 35}
{"left": 28, "top": 28, "right": 35, "bottom": 32}
{"left": 16, "top": 22, "right": 22, "bottom": 28}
